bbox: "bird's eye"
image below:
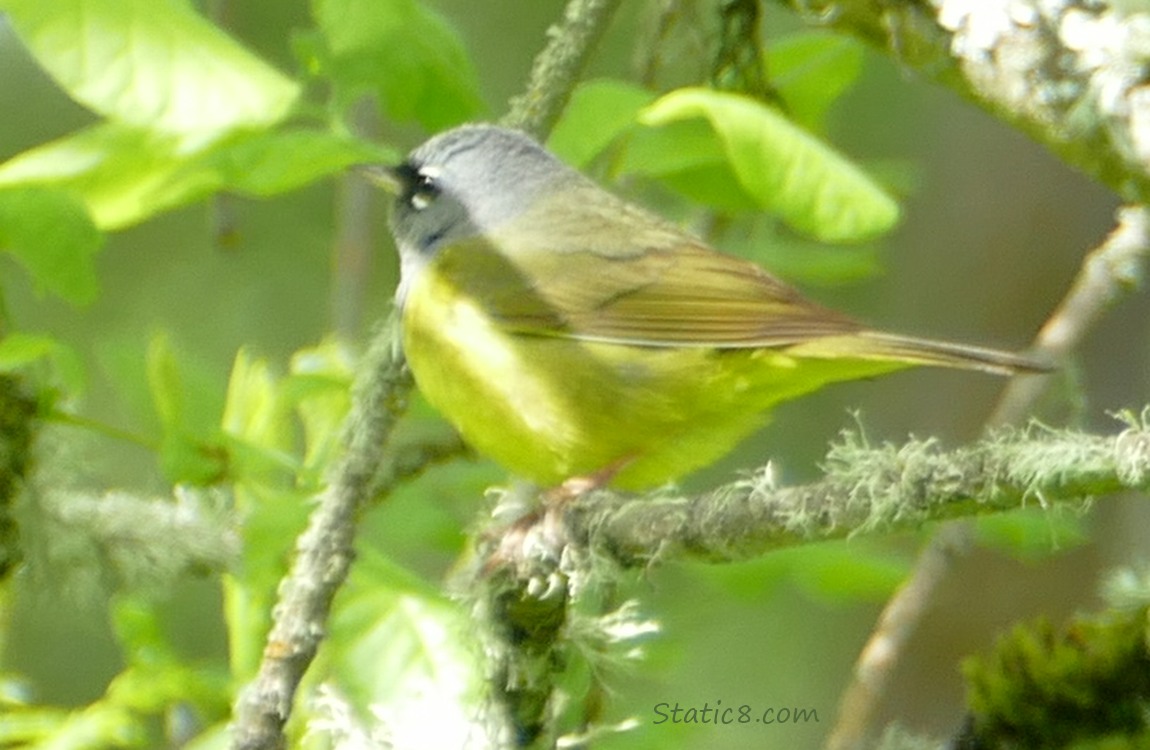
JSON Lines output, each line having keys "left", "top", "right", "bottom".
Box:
{"left": 409, "top": 170, "right": 440, "bottom": 211}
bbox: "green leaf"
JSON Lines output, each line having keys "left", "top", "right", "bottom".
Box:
{"left": 312, "top": 0, "right": 486, "bottom": 130}
{"left": 203, "top": 129, "right": 396, "bottom": 196}
{"left": 286, "top": 340, "right": 353, "bottom": 476}
{"left": 721, "top": 215, "right": 882, "bottom": 286}
{"left": 620, "top": 118, "right": 759, "bottom": 213}
{"left": 0, "top": 123, "right": 383, "bottom": 230}
{"left": 976, "top": 508, "right": 1089, "bottom": 561}
{"left": 548, "top": 79, "right": 654, "bottom": 168}
{"left": 146, "top": 333, "right": 226, "bottom": 484}
{"left": 0, "top": 333, "right": 58, "bottom": 370}
{"left": 639, "top": 88, "right": 900, "bottom": 242}
{"left": 0, "top": 123, "right": 212, "bottom": 230}
{"left": 767, "top": 31, "right": 866, "bottom": 130}
{"left": 0, "top": 0, "right": 299, "bottom": 138}
{"left": 0, "top": 332, "right": 85, "bottom": 393}
{"left": 0, "top": 187, "right": 101, "bottom": 303}
{"left": 789, "top": 543, "right": 910, "bottom": 601}
{"left": 220, "top": 350, "right": 299, "bottom": 482}
{"left": 328, "top": 553, "right": 486, "bottom": 750}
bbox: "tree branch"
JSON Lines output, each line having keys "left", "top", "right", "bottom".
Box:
{"left": 230, "top": 318, "right": 413, "bottom": 750}
{"left": 825, "top": 204, "right": 1150, "bottom": 750}
{"left": 502, "top": 0, "right": 624, "bottom": 139}
{"left": 989, "top": 204, "right": 1150, "bottom": 426}
{"left": 466, "top": 416, "right": 1150, "bottom": 745}
{"left": 569, "top": 421, "right": 1150, "bottom": 565}
{"left": 231, "top": 0, "right": 623, "bottom": 744}
{"left": 773, "top": 0, "right": 1150, "bottom": 197}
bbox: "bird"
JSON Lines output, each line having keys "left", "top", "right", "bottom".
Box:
{"left": 370, "top": 123, "right": 1046, "bottom": 490}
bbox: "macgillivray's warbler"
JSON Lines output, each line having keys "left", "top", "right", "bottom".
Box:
{"left": 370, "top": 124, "right": 1047, "bottom": 491}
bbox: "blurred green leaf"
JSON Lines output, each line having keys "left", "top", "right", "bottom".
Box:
{"left": 0, "top": 331, "right": 86, "bottom": 394}
{"left": 0, "top": 123, "right": 206, "bottom": 229}
{"left": 767, "top": 31, "right": 866, "bottom": 131}
{"left": 721, "top": 215, "right": 882, "bottom": 286}
{"left": 548, "top": 79, "right": 654, "bottom": 168}
{"left": 311, "top": 0, "right": 485, "bottom": 130}
{"left": 0, "top": 0, "right": 299, "bottom": 138}
{"left": 639, "top": 88, "right": 901, "bottom": 242}
{"left": 203, "top": 129, "right": 395, "bottom": 196}
{"left": 976, "top": 508, "right": 1089, "bottom": 561}
{"left": 328, "top": 552, "right": 486, "bottom": 750}
{"left": 717, "top": 543, "right": 910, "bottom": 602}
{"left": 0, "top": 333, "right": 67, "bottom": 372}
{"left": 286, "top": 340, "right": 354, "bottom": 477}
{"left": 789, "top": 543, "right": 910, "bottom": 601}
{"left": 221, "top": 350, "right": 299, "bottom": 482}
{"left": 0, "top": 703, "right": 70, "bottom": 745}
{"left": 0, "top": 123, "right": 384, "bottom": 230}
{"left": 0, "top": 187, "right": 101, "bottom": 303}
{"left": 146, "top": 333, "right": 226, "bottom": 484}
{"left": 620, "top": 118, "right": 759, "bottom": 212}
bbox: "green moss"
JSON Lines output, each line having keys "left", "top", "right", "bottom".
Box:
{"left": 0, "top": 374, "right": 38, "bottom": 578}
{"left": 963, "top": 608, "right": 1150, "bottom": 748}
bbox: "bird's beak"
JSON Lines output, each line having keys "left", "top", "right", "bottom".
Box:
{"left": 357, "top": 164, "right": 404, "bottom": 195}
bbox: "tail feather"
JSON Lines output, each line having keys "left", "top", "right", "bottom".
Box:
{"left": 787, "top": 331, "right": 1052, "bottom": 376}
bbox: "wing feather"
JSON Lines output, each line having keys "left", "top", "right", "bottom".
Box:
{"left": 472, "top": 235, "right": 866, "bottom": 347}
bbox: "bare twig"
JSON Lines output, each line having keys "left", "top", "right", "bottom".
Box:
{"left": 825, "top": 205, "right": 1150, "bottom": 750}
{"left": 502, "top": 0, "right": 624, "bottom": 139}
{"left": 824, "top": 523, "right": 973, "bottom": 750}
{"left": 330, "top": 97, "right": 382, "bottom": 339}
{"left": 988, "top": 205, "right": 1150, "bottom": 426}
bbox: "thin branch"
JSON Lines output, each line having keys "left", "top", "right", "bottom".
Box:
{"left": 988, "top": 205, "right": 1150, "bottom": 426}
{"left": 502, "top": 0, "right": 624, "bottom": 139}
{"left": 230, "top": 318, "right": 412, "bottom": 750}
{"left": 824, "top": 522, "right": 972, "bottom": 750}
{"left": 825, "top": 205, "right": 1150, "bottom": 750}
{"left": 231, "top": 0, "right": 623, "bottom": 744}
{"left": 330, "top": 97, "right": 381, "bottom": 340}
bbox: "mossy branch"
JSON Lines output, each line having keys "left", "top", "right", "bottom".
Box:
{"left": 465, "top": 416, "right": 1150, "bottom": 745}
{"left": 773, "top": 0, "right": 1150, "bottom": 198}
{"left": 496, "top": 418, "right": 1150, "bottom": 571}
{"left": 230, "top": 318, "right": 411, "bottom": 750}
{"left": 229, "top": 0, "right": 623, "bottom": 746}
{"left": 502, "top": 0, "right": 623, "bottom": 139}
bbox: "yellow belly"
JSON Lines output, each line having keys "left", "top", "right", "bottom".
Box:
{"left": 401, "top": 264, "right": 909, "bottom": 490}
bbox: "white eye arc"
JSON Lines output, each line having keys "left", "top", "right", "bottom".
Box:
{"left": 409, "top": 166, "right": 443, "bottom": 211}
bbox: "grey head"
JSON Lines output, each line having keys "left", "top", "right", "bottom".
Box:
{"left": 387, "top": 124, "right": 581, "bottom": 259}
{"left": 382, "top": 124, "right": 585, "bottom": 306}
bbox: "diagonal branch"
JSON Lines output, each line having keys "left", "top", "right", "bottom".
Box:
{"left": 988, "top": 205, "right": 1150, "bottom": 426}
{"left": 230, "top": 319, "right": 413, "bottom": 750}
{"left": 229, "top": 0, "right": 623, "bottom": 746}
{"left": 772, "top": 0, "right": 1150, "bottom": 198}
{"left": 502, "top": 0, "right": 624, "bottom": 139}
{"left": 826, "top": 204, "right": 1150, "bottom": 750}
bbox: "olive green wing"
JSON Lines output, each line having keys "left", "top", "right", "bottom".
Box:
{"left": 438, "top": 235, "right": 865, "bottom": 348}
{"left": 429, "top": 232, "right": 1044, "bottom": 375}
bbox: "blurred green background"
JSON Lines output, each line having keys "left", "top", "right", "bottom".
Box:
{"left": 1, "top": 1, "right": 1142, "bottom": 748}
